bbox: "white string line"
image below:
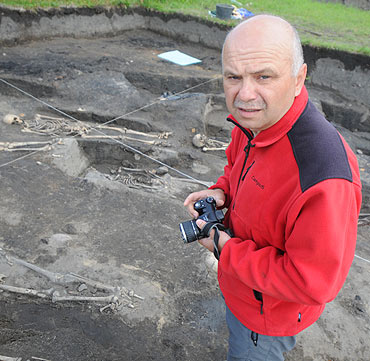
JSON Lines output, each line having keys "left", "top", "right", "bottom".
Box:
{"left": 355, "top": 254, "right": 370, "bottom": 264}
{"left": 0, "top": 148, "right": 43, "bottom": 169}
{"left": 105, "top": 76, "right": 222, "bottom": 126}
{"left": 0, "top": 77, "right": 220, "bottom": 187}
{"left": 2, "top": 78, "right": 370, "bottom": 266}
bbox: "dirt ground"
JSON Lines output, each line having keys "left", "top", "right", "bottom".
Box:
{"left": 0, "top": 10, "right": 370, "bottom": 361}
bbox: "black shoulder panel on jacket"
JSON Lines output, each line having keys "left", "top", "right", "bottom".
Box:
{"left": 287, "top": 101, "right": 353, "bottom": 193}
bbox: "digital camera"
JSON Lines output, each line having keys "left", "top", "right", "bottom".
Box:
{"left": 179, "top": 197, "right": 225, "bottom": 243}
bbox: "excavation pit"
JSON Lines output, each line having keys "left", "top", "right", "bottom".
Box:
{"left": 1, "top": 6, "right": 370, "bottom": 361}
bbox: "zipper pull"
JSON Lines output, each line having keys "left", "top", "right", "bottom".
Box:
{"left": 241, "top": 141, "right": 255, "bottom": 181}
{"left": 251, "top": 331, "right": 259, "bottom": 346}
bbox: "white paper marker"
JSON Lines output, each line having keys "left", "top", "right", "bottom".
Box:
{"left": 158, "top": 50, "right": 202, "bottom": 66}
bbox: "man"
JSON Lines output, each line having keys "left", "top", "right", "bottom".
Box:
{"left": 184, "top": 15, "right": 362, "bottom": 361}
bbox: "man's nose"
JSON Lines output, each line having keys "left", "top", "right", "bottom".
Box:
{"left": 238, "top": 78, "right": 258, "bottom": 102}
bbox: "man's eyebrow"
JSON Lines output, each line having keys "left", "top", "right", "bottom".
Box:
{"left": 250, "top": 67, "right": 277, "bottom": 75}
{"left": 223, "top": 67, "right": 278, "bottom": 76}
{"left": 223, "top": 69, "right": 237, "bottom": 76}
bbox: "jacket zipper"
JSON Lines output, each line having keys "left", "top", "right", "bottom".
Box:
{"left": 233, "top": 140, "right": 254, "bottom": 209}
{"left": 226, "top": 118, "right": 255, "bottom": 210}
{"left": 227, "top": 118, "right": 263, "bottom": 315}
{"left": 235, "top": 143, "right": 251, "bottom": 188}
{"left": 242, "top": 154, "right": 255, "bottom": 181}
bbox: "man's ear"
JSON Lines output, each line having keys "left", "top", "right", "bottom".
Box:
{"left": 295, "top": 63, "right": 307, "bottom": 96}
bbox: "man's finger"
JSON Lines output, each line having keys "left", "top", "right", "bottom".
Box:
{"left": 196, "top": 219, "right": 206, "bottom": 227}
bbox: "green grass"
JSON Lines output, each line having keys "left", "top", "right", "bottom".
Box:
{"left": 0, "top": 0, "right": 369, "bottom": 55}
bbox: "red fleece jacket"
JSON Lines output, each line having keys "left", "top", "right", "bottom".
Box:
{"left": 210, "top": 87, "right": 362, "bottom": 336}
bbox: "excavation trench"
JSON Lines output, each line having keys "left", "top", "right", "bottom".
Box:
{"left": 1, "top": 6, "right": 370, "bottom": 361}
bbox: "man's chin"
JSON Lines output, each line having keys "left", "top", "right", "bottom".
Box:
{"left": 233, "top": 115, "right": 260, "bottom": 131}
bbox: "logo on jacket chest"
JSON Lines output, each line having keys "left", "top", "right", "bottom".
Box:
{"left": 251, "top": 175, "right": 265, "bottom": 190}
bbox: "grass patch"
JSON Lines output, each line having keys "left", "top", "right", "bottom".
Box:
{"left": 1, "top": 0, "right": 369, "bottom": 55}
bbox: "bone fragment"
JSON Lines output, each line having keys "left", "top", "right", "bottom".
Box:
{"left": 68, "top": 272, "right": 117, "bottom": 293}
{"left": 80, "top": 134, "right": 156, "bottom": 145}
{"left": 121, "top": 167, "right": 146, "bottom": 173}
{"left": 31, "top": 357, "right": 52, "bottom": 361}
{"left": 207, "top": 138, "right": 229, "bottom": 146}
{"left": 132, "top": 293, "right": 145, "bottom": 300}
{"left": 0, "top": 284, "right": 52, "bottom": 299}
{"left": 0, "top": 140, "right": 53, "bottom": 152}
{"left": 1, "top": 252, "right": 143, "bottom": 308}
{"left": 0, "top": 355, "right": 22, "bottom": 361}
{"left": 22, "top": 128, "right": 59, "bottom": 136}
{"left": 202, "top": 146, "right": 227, "bottom": 152}
{"left": 35, "top": 113, "right": 73, "bottom": 122}
{"left": 52, "top": 292, "right": 117, "bottom": 303}
{"left": 10, "top": 256, "right": 78, "bottom": 285}
{"left": 99, "top": 303, "right": 117, "bottom": 313}
{"left": 0, "top": 141, "right": 52, "bottom": 148}
{"left": 0, "top": 146, "right": 51, "bottom": 152}
{"left": 96, "top": 124, "right": 171, "bottom": 139}
{"left": 9, "top": 257, "right": 118, "bottom": 292}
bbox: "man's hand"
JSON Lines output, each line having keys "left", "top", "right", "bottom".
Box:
{"left": 183, "top": 188, "right": 225, "bottom": 218}
{"left": 196, "top": 219, "right": 231, "bottom": 253}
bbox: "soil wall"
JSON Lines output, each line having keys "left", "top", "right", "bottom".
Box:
{"left": 1, "top": 5, "right": 369, "bottom": 131}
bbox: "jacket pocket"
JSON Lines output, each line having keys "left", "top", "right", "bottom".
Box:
{"left": 263, "top": 293, "right": 301, "bottom": 335}
{"left": 253, "top": 289, "right": 264, "bottom": 314}
{"left": 219, "top": 271, "right": 261, "bottom": 307}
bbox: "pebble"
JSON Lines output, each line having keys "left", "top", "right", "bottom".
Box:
{"left": 156, "top": 166, "right": 168, "bottom": 175}
{"left": 78, "top": 283, "right": 88, "bottom": 292}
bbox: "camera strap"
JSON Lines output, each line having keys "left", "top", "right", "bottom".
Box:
{"left": 201, "top": 222, "right": 227, "bottom": 260}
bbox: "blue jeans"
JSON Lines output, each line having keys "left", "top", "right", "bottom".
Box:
{"left": 226, "top": 306, "right": 296, "bottom": 361}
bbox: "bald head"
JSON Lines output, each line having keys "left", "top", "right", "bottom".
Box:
{"left": 221, "top": 14, "right": 307, "bottom": 134}
{"left": 222, "top": 15, "right": 304, "bottom": 77}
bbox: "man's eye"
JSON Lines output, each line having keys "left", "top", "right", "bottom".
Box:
{"left": 228, "top": 75, "right": 240, "bottom": 80}
{"left": 259, "top": 75, "right": 270, "bottom": 80}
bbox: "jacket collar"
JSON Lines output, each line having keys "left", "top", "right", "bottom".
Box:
{"left": 227, "top": 86, "right": 309, "bottom": 147}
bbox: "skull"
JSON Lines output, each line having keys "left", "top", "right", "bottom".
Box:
{"left": 3, "top": 114, "right": 22, "bottom": 125}
{"left": 192, "top": 133, "right": 207, "bottom": 148}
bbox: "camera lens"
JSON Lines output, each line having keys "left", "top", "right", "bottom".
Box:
{"left": 179, "top": 220, "right": 201, "bottom": 243}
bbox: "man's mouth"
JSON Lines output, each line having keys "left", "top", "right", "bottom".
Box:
{"left": 234, "top": 100, "right": 266, "bottom": 115}
{"left": 238, "top": 107, "right": 262, "bottom": 114}
{"left": 240, "top": 108, "right": 260, "bottom": 112}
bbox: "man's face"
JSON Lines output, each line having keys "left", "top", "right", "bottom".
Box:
{"left": 222, "top": 25, "right": 305, "bottom": 134}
